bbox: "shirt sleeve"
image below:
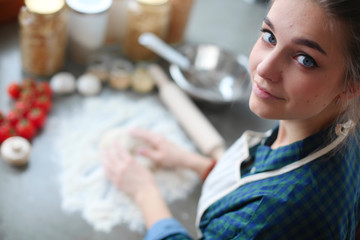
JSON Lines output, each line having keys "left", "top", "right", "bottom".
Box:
{"left": 144, "top": 218, "right": 193, "bottom": 240}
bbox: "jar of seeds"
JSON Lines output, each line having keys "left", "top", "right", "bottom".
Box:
{"left": 167, "top": 0, "right": 194, "bottom": 44}
{"left": 19, "top": 0, "right": 67, "bottom": 76}
{"left": 123, "top": 0, "right": 170, "bottom": 61}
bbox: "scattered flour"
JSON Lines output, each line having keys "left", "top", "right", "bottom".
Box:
{"left": 46, "top": 91, "right": 199, "bottom": 233}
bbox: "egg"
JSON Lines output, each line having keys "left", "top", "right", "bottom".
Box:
{"left": 50, "top": 72, "right": 77, "bottom": 95}
{"left": 77, "top": 73, "right": 102, "bottom": 96}
{"left": 0, "top": 136, "right": 31, "bottom": 167}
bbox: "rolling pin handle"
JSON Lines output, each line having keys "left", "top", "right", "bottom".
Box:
{"left": 147, "top": 64, "right": 226, "bottom": 159}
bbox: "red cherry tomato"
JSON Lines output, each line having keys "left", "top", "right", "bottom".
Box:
{"left": 7, "top": 83, "right": 22, "bottom": 99}
{"left": 15, "top": 118, "right": 37, "bottom": 141}
{"left": 0, "top": 122, "right": 16, "bottom": 144}
{"left": 36, "top": 82, "right": 53, "bottom": 98}
{"left": 19, "top": 88, "right": 37, "bottom": 104}
{"left": 7, "top": 109, "right": 23, "bottom": 126}
{"left": 22, "top": 78, "right": 37, "bottom": 90}
{"left": 34, "top": 95, "right": 52, "bottom": 113}
{"left": 14, "top": 100, "right": 32, "bottom": 116}
{"left": 26, "top": 107, "right": 46, "bottom": 129}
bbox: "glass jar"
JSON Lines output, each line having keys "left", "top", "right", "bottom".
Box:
{"left": 108, "top": 58, "right": 134, "bottom": 90}
{"left": 66, "top": 0, "right": 113, "bottom": 65}
{"left": 123, "top": 0, "right": 170, "bottom": 61}
{"left": 167, "top": 0, "right": 194, "bottom": 44}
{"left": 19, "top": 0, "right": 67, "bottom": 76}
{"left": 86, "top": 53, "right": 111, "bottom": 83}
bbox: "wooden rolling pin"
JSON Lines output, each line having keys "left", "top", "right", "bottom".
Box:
{"left": 148, "top": 64, "right": 226, "bottom": 160}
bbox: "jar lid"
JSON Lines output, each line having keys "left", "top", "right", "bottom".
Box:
{"left": 25, "top": 0, "right": 65, "bottom": 14}
{"left": 137, "top": 0, "right": 168, "bottom": 5}
{"left": 66, "top": 0, "right": 113, "bottom": 14}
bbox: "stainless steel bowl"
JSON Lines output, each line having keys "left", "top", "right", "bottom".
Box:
{"left": 169, "top": 44, "right": 251, "bottom": 104}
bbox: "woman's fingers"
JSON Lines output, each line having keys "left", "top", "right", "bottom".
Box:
{"left": 114, "top": 140, "right": 132, "bottom": 163}
{"left": 100, "top": 137, "right": 158, "bottom": 200}
{"left": 129, "top": 128, "right": 162, "bottom": 160}
{"left": 130, "top": 128, "right": 163, "bottom": 146}
{"left": 102, "top": 148, "right": 120, "bottom": 183}
{"left": 136, "top": 146, "right": 163, "bottom": 163}
{"left": 102, "top": 141, "right": 131, "bottom": 177}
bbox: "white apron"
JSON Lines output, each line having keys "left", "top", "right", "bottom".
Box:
{"left": 196, "top": 121, "right": 353, "bottom": 238}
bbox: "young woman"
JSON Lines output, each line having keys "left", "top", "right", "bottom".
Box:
{"left": 102, "top": 0, "right": 360, "bottom": 239}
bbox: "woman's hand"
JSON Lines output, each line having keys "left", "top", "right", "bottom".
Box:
{"left": 102, "top": 141, "right": 156, "bottom": 202}
{"left": 131, "top": 128, "right": 216, "bottom": 179}
{"left": 101, "top": 141, "right": 173, "bottom": 229}
{"left": 130, "top": 128, "right": 191, "bottom": 168}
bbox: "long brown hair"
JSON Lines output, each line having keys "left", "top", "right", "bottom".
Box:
{"left": 316, "top": 0, "right": 360, "bottom": 144}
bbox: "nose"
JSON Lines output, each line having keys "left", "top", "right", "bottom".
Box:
{"left": 256, "top": 48, "right": 283, "bottom": 82}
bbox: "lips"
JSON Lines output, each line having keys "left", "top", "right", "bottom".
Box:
{"left": 253, "top": 82, "right": 283, "bottom": 100}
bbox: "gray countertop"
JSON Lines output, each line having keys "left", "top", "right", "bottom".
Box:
{"left": 0, "top": 1, "right": 275, "bottom": 239}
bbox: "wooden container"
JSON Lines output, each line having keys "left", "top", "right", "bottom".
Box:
{"left": 167, "top": 0, "right": 194, "bottom": 44}
{"left": 19, "top": 0, "right": 67, "bottom": 76}
{"left": 123, "top": 0, "right": 170, "bottom": 61}
{"left": 0, "top": 0, "right": 24, "bottom": 24}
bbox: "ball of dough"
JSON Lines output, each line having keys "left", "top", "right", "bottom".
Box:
{"left": 99, "top": 128, "right": 155, "bottom": 170}
{"left": 77, "top": 73, "right": 102, "bottom": 96}
{"left": 50, "top": 72, "right": 77, "bottom": 95}
{"left": 0, "top": 136, "right": 31, "bottom": 167}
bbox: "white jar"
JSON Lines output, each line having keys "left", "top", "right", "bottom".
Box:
{"left": 66, "top": 0, "right": 113, "bottom": 65}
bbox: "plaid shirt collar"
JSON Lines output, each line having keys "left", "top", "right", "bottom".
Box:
{"left": 252, "top": 125, "right": 332, "bottom": 173}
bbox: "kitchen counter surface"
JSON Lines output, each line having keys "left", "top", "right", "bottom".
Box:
{"left": 0, "top": 0, "right": 275, "bottom": 239}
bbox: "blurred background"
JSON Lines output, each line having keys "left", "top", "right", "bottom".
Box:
{"left": 0, "top": 1, "right": 274, "bottom": 239}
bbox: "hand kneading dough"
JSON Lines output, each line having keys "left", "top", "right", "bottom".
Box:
{"left": 99, "top": 128, "right": 155, "bottom": 170}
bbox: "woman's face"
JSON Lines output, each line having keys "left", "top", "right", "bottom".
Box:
{"left": 249, "top": 0, "right": 347, "bottom": 122}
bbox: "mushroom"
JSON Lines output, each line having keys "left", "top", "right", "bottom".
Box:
{"left": 77, "top": 73, "right": 102, "bottom": 96}
{"left": 50, "top": 72, "right": 77, "bottom": 95}
{"left": 0, "top": 136, "right": 31, "bottom": 167}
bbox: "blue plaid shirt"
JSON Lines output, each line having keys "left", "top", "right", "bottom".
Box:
{"left": 145, "top": 125, "right": 360, "bottom": 240}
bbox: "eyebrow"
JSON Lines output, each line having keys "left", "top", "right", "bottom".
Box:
{"left": 263, "top": 16, "right": 327, "bottom": 56}
{"left": 264, "top": 17, "right": 274, "bottom": 30}
{"left": 292, "top": 38, "right": 327, "bottom": 55}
